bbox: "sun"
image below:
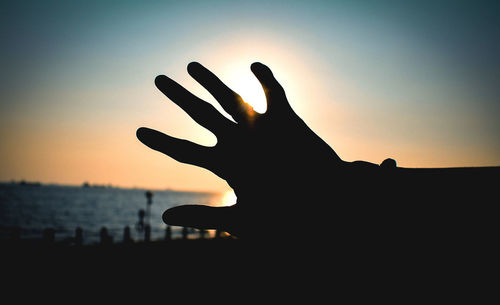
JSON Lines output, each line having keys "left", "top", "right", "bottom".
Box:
{"left": 221, "top": 190, "right": 237, "bottom": 207}
{"left": 225, "top": 68, "right": 268, "bottom": 114}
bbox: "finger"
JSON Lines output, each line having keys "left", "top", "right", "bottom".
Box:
{"left": 155, "top": 75, "right": 234, "bottom": 135}
{"left": 137, "top": 127, "right": 213, "bottom": 169}
{"left": 187, "top": 62, "right": 257, "bottom": 123}
{"left": 250, "top": 62, "right": 291, "bottom": 114}
{"left": 162, "top": 205, "right": 233, "bottom": 230}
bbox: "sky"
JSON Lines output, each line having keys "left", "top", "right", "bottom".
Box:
{"left": 1, "top": 0, "right": 499, "bottom": 192}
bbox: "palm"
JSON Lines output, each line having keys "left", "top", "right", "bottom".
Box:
{"left": 137, "top": 62, "right": 342, "bottom": 237}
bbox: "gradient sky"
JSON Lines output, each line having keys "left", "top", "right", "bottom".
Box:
{"left": 1, "top": 0, "right": 499, "bottom": 192}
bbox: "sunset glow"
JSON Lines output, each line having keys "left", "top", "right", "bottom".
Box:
{"left": 221, "top": 190, "right": 237, "bottom": 207}
{"left": 223, "top": 65, "right": 267, "bottom": 114}
{"left": 1, "top": 1, "right": 499, "bottom": 193}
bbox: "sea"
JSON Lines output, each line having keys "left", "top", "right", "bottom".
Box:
{"left": 0, "top": 183, "right": 233, "bottom": 244}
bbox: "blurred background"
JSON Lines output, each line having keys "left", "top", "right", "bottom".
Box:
{"left": 1, "top": 0, "right": 499, "bottom": 243}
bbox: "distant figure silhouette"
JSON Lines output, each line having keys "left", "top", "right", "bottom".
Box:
{"left": 137, "top": 62, "right": 498, "bottom": 244}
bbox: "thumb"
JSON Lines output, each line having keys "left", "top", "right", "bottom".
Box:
{"left": 162, "top": 205, "right": 233, "bottom": 231}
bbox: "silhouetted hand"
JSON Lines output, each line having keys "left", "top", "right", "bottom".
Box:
{"left": 137, "top": 62, "right": 381, "bottom": 239}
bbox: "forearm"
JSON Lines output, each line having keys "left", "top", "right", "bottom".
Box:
{"left": 337, "top": 162, "right": 498, "bottom": 239}
{"left": 390, "top": 166, "right": 498, "bottom": 203}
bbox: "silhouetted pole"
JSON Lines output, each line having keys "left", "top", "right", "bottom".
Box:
{"left": 144, "top": 225, "right": 151, "bottom": 242}
{"left": 137, "top": 209, "right": 145, "bottom": 231}
{"left": 145, "top": 191, "right": 153, "bottom": 221}
{"left": 136, "top": 208, "right": 145, "bottom": 243}
{"left": 182, "top": 227, "right": 188, "bottom": 240}
{"left": 145, "top": 190, "right": 153, "bottom": 242}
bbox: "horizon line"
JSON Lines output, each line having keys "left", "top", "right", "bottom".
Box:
{"left": 0, "top": 179, "right": 222, "bottom": 194}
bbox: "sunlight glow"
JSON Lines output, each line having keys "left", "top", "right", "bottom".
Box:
{"left": 221, "top": 190, "right": 237, "bottom": 206}
{"left": 222, "top": 65, "right": 268, "bottom": 114}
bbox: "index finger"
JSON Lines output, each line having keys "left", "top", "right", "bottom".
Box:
{"left": 155, "top": 75, "right": 234, "bottom": 136}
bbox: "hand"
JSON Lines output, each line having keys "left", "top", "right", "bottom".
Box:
{"left": 137, "top": 62, "right": 376, "bottom": 239}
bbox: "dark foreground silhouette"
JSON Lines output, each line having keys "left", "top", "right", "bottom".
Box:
{"left": 137, "top": 62, "right": 497, "bottom": 246}
{"left": 4, "top": 63, "right": 497, "bottom": 296}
